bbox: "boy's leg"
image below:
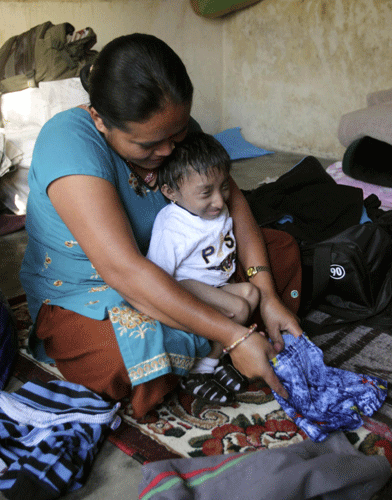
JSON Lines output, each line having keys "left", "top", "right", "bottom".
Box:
{"left": 180, "top": 279, "right": 259, "bottom": 325}
{"left": 179, "top": 279, "right": 250, "bottom": 401}
{"left": 222, "top": 282, "right": 260, "bottom": 318}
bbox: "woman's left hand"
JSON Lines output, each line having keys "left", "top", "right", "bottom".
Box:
{"left": 227, "top": 177, "right": 303, "bottom": 352}
{"left": 259, "top": 294, "right": 303, "bottom": 353}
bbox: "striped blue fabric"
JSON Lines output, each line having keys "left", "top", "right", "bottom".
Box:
{"left": 0, "top": 380, "right": 120, "bottom": 499}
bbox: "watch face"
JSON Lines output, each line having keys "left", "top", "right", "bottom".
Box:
{"left": 247, "top": 267, "right": 255, "bottom": 277}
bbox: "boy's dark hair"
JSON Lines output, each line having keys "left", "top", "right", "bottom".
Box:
{"left": 158, "top": 132, "right": 231, "bottom": 190}
{"left": 89, "top": 33, "right": 193, "bottom": 131}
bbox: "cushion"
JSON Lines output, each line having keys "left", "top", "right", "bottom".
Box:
{"left": 367, "top": 87, "right": 392, "bottom": 107}
{"left": 338, "top": 101, "right": 392, "bottom": 148}
{"left": 214, "top": 127, "right": 273, "bottom": 160}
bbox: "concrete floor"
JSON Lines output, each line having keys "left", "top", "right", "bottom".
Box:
{"left": 0, "top": 150, "right": 336, "bottom": 500}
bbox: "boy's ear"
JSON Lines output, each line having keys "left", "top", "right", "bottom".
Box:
{"left": 160, "top": 184, "right": 177, "bottom": 202}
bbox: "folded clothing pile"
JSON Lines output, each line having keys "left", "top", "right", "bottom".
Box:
{"left": 0, "top": 77, "right": 89, "bottom": 221}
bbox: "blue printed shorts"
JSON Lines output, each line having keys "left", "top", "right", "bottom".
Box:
{"left": 270, "top": 334, "right": 388, "bottom": 442}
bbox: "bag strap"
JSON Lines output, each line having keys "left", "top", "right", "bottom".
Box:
{"left": 311, "top": 243, "right": 332, "bottom": 304}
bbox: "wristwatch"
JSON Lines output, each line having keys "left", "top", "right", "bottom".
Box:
{"left": 246, "top": 265, "right": 271, "bottom": 278}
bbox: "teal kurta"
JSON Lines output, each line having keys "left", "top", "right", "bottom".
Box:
{"left": 20, "top": 108, "right": 210, "bottom": 385}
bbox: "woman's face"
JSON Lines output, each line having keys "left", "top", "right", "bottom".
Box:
{"left": 91, "top": 101, "right": 191, "bottom": 170}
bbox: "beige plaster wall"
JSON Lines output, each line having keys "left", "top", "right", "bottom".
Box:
{"left": 3, "top": 1, "right": 390, "bottom": 159}
{"left": 0, "top": 0, "right": 223, "bottom": 133}
{"left": 223, "top": 0, "right": 392, "bottom": 159}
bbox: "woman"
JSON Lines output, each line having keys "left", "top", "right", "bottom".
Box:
{"left": 20, "top": 34, "right": 302, "bottom": 418}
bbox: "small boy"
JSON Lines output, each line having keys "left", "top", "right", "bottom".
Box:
{"left": 147, "top": 132, "right": 261, "bottom": 404}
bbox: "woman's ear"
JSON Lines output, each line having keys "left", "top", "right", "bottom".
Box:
{"left": 160, "top": 184, "right": 177, "bottom": 202}
{"left": 90, "top": 107, "right": 108, "bottom": 135}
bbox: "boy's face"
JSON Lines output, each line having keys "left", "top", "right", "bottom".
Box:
{"left": 162, "top": 167, "right": 230, "bottom": 220}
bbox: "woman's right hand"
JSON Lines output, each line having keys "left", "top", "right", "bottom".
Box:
{"left": 228, "top": 329, "right": 289, "bottom": 399}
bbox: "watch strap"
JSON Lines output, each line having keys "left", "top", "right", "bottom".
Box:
{"left": 247, "top": 265, "right": 271, "bottom": 278}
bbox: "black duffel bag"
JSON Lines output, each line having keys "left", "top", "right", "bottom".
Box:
{"left": 299, "top": 223, "right": 392, "bottom": 332}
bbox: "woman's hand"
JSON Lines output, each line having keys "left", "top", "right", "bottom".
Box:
{"left": 260, "top": 294, "right": 303, "bottom": 353}
{"left": 227, "top": 178, "right": 302, "bottom": 353}
{"left": 229, "top": 330, "right": 289, "bottom": 399}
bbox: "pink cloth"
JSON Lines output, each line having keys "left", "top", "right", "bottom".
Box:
{"left": 326, "top": 161, "right": 392, "bottom": 210}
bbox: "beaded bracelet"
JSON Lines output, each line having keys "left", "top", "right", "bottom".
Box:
{"left": 222, "top": 323, "right": 258, "bottom": 355}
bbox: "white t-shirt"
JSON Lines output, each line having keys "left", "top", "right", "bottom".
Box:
{"left": 147, "top": 202, "right": 236, "bottom": 286}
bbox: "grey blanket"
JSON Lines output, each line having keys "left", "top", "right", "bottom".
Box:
{"left": 138, "top": 432, "right": 390, "bottom": 500}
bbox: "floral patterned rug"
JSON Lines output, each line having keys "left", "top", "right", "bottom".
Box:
{"left": 9, "top": 295, "right": 392, "bottom": 469}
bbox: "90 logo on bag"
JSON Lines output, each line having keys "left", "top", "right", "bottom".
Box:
{"left": 330, "top": 264, "right": 345, "bottom": 279}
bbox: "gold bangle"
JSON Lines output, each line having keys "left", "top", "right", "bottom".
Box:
{"left": 246, "top": 265, "right": 271, "bottom": 278}
{"left": 222, "top": 323, "right": 258, "bottom": 355}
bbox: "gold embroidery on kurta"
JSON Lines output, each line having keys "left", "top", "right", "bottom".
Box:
{"left": 128, "top": 353, "right": 194, "bottom": 382}
{"left": 84, "top": 300, "right": 100, "bottom": 306}
{"left": 90, "top": 264, "right": 101, "bottom": 280}
{"left": 109, "top": 304, "right": 156, "bottom": 339}
{"left": 88, "top": 285, "right": 109, "bottom": 293}
{"left": 43, "top": 253, "right": 52, "bottom": 269}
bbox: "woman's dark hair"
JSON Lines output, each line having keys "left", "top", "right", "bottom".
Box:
{"left": 88, "top": 34, "right": 193, "bottom": 131}
{"left": 158, "top": 132, "right": 231, "bottom": 190}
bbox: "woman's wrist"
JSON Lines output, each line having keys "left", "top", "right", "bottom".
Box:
{"left": 222, "top": 323, "right": 258, "bottom": 354}
{"left": 246, "top": 265, "right": 271, "bottom": 279}
{"left": 257, "top": 285, "right": 279, "bottom": 306}
{"left": 244, "top": 264, "right": 277, "bottom": 299}
{"left": 220, "top": 321, "right": 255, "bottom": 352}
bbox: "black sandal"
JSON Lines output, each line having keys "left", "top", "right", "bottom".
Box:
{"left": 180, "top": 373, "right": 234, "bottom": 405}
{"left": 214, "top": 357, "right": 249, "bottom": 393}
